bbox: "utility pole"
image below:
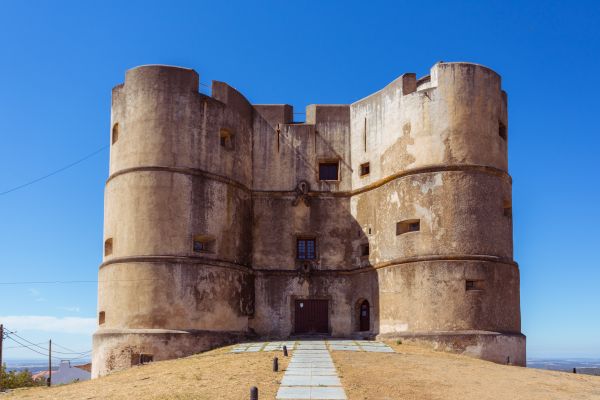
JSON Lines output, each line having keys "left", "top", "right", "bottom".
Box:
{"left": 0, "top": 324, "right": 4, "bottom": 392}
{"left": 47, "top": 339, "right": 51, "bottom": 387}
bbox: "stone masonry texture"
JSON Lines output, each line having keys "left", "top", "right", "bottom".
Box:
{"left": 92, "top": 62, "right": 525, "bottom": 378}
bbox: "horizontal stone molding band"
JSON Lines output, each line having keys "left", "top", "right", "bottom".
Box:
{"left": 106, "top": 165, "right": 251, "bottom": 192}
{"left": 94, "top": 328, "right": 249, "bottom": 336}
{"left": 376, "top": 330, "right": 525, "bottom": 338}
{"left": 254, "top": 254, "right": 518, "bottom": 276}
{"left": 99, "top": 254, "right": 252, "bottom": 271}
{"left": 100, "top": 253, "right": 517, "bottom": 275}
{"left": 105, "top": 164, "right": 512, "bottom": 197}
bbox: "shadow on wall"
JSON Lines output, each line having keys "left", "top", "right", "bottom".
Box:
{"left": 249, "top": 111, "right": 380, "bottom": 339}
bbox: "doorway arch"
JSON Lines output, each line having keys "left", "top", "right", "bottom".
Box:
{"left": 358, "top": 299, "right": 370, "bottom": 331}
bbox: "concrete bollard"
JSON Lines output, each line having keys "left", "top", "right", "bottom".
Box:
{"left": 273, "top": 357, "right": 279, "bottom": 372}
{"left": 573, "top": 368, "right": 577, "bottom": 374}
{"left": 250, "top": 386, "right": 258, "bottom": 400}
{"left": 283, "top": 345, "right": 288, "bottom": 357}
{"left": 506, "top": 356, "right": 510, "bottom": 365}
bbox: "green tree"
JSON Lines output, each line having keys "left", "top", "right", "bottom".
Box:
{"left": 0, "top": 363, "right": 45, "bottom": 390}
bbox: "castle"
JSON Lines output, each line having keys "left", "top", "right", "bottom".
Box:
{"left": 92, "top": 62, "right": 525, "bottom": 377}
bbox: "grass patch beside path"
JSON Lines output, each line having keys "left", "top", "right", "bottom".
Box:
{"left": 5, "top": 346, "right": 289, "bottom": 400}
{"left": 332, "top": 341, "right": 600, "bottom": 400}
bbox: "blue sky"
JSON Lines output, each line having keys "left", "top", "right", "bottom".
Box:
{"left": 0, "top": 0, "right": 599, "bottom": 360}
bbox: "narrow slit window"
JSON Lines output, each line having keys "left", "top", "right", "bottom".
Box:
{"left": 360, "top": 162, "right": 370, "bottom": 177}
{"left": 499, "top": 121, "right": 507, "bottom": 141}
{"left": 297, "top": 238, "right": 316, "bottom": 260}
{"left": 319, "top": 162, "right": 339, "bottom": 181}
{"left": 98, "top": 311, "right": 105, "bottom": 325}
{"left": 396, "top": 219, "right": 420, "bottom": 235}
{"left": 111, "top": 123, "right": 119, "bottom": 145}
{"left": 466, "top": 280, "right": 484, "bottom": 291}
{"left": 220, "top": 128, "right": 234, "bottom": 150}
{"left": 193, "top": 235, "right": 215, "bottom": 253}
{"left": 104, "top": 238, "right": 113, "bottom": 256}
{"left": 363, "top": 118, "right": 367, "bottom": 152}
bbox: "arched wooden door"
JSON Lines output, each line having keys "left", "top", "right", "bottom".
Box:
{"left": 359, "top": 300, "right": 370, "bottom": 331}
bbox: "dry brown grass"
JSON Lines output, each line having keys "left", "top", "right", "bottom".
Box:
{"left": 5, "top": 346, "right": 288, "bottom": 400}
{"left": 6, "top": 342, "right": 600, "bottom": 399}
{"left": 333, "top": 341, "right": 600, "bottom": 400}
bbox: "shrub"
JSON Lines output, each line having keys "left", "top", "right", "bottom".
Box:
{"left": 0, "top": 364, "right": 45, "bottom": 389}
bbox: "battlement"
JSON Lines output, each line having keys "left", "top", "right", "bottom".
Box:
{"left": 95, "top": 62, "right": 521, "bottom": 378}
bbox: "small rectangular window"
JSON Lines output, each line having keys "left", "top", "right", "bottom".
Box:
{"left": 104, "top": 238, "right": 113, "bottom": 256}
{"left": 360, "top": 162, "right": 370, "bottom": 177}
{"left": 98, "top": 311, "right": 105, "bottom": 325}
{"left": 132, "top": 353, "right": 154, "bottom": 366}
{"left": 396, "top": 219, "right": 420, "bottom": 235}
{"left": 319, "top": 162, "right": 339, "bottom": 181}
{"left": 360, "top": 243, "right": 370, "bottom": 257}
{"left": 140, "top": 354, "right": 153, "bottom": 364}
{"left": 220, "top": 128, "right": 234, "bottom": 150}
{"left": 193, "top": 235, "right": 215, "bottom": 253}
{"left": 466, "top": 280, "right": 484, "bottom": 291}
{"left": 499, "top": 121, "right": 507, "bottom": 141}
{"left": 297, "top": 238, "right": 316, "bottom": 260}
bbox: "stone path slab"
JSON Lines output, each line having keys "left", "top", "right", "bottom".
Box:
{"left": 230, "top": 339, "right": 394, "bottom": 353}
{"left": 276, "top": 342, "right": 347, "bottom": 400}
{"left": 230, "top": 339, "right": 395, "bottom": 399}
{"left": 276, "top": 386, "right": 347, "bottom": 400}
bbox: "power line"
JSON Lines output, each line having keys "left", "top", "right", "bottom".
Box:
{"left": 0, "top": 277, "right": 176, "bottom": 285}
{"left": 5, "top": 335, "right": 60, "bottom": 360}
{"left": 0, "top": 144, "right": 108, "bottom": 196}
{"left": 52, "top": 342, "right": 91, "bottom": 355}
{"left": 4, "top": 332, "right": 91, "bottom": 361}
{"left": 6, "top": 331, "right": 90, "bottom": 356}
{"left": 4, "top": 341, "right": 46, "bottom": 349}
{"left": 0, "top": 280, "right": 98, "bottom": 285}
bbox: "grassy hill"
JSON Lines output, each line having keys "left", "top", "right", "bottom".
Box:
{"left": 4, "top": 342, "right": 600, "bottom": 399}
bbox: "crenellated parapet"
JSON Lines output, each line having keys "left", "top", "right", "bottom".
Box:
{"left": 94, "top": 62, "right": 524, "bottom": 378}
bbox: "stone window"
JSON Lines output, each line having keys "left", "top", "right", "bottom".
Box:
{"left": 98, "top": 311, "right": 105, "bottom": 325}
{"left": 104, "top": 238, "right": 113, "bottom": 256}
{"left": 360, "top": 162, "right": 370, "bottom": 177}
{"left": 297, "top": 238, "right": 316, "bottom": 260}
{"left": 499, "top": 121, "right": 507, "bottom": 141}
{"left": 132, "top": 353, "right": 153, "bottom": 366}
{"left": 319, "top": 161, "right": 339, "bottom": 181}
{"left": 360, "top": 243, "right": 370, "bottom": 257}
{"left": 396, "top": 219, "right": 420, "bottom": 235}
{"left": 466, "top": 280, "right": 484, "bottom": 291}
{"left": 193, "top": 235, "right": 215, "bottom": 253}
{"left": 220, "top": 128, "right": 234, "bottom": 150}
{"left": 503, "top": 200, "right": 512, "bottom": 217}
{"left": 111, "top": 123, "right": 119, "bottom": 144}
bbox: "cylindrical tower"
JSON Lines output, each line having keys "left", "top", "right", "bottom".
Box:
{"left": 92, "top": 65, "right": 254, "bottom": 377}
{"left": 351, "top": 62, "right": 524, "bottom": 365}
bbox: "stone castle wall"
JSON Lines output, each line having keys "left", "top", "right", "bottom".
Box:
{"left": 92, "top": 62, "right": 525, "bottom": 377}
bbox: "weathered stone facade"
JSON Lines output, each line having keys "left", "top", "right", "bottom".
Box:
{"left": 92, "top": 62, "right": 525, "bottom": 378}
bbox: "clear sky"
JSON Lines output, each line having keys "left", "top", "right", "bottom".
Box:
{"left": 1, "top": 0, "right": 599, "bottom": 361}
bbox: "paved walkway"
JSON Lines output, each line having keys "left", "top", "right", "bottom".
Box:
{"left": 230, "top": 339, "right": 394, "bottom": 353}
{"left": 231, "top": 339, "right": 394, "bottom": 399}
{"left": 276, "top": 340, "right": 344, "bottom": 400}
